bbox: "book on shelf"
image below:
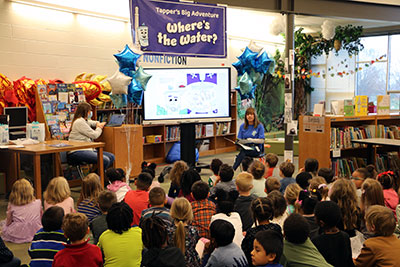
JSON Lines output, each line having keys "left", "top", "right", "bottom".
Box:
{"left": 332, "top": 157, "right": 367, "bottom": 178}
{"left": 344, "top": 99, "right": 354, "bottom": 116}
{"left": 57, "top": 84, "right": 69, "bottom": 103}
{"left": 166, "top": 126, "right": 180, "bottom": 141}
{"left": 205, "top": 124, "right": 214, "bottom": 137}
{"left": 354, "top": 95, "right": 368, "bottom": 116}
{"left": 330, "top": 125, "right": 374, "bottom": 149}
{"left": 376, "top": 152, "right": 400, "bottom": 173}
{"left": 47, "top": 84, "right": 58, "bottom": 101}
{"left": 377, "top": 124, "right": 400, "bottom": 139}
{"left": 377, "top": 95, "right": 390, "bottom": 115}
{"left": 216, "top": 122, "right": 231, "bottom": 135}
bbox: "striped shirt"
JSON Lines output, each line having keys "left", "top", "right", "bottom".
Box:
{"left": 28, "top": 229, "right": 68, "bottom": 267}
{"left": 77, "top": 199, "right": 102, "bottom": 222}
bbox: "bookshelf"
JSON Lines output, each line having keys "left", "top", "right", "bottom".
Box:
{"left": 299, "top": 114, "right": 400, "bottom": 177}
{"left": 140, "top": 90, "right": 238, "bottom": 163}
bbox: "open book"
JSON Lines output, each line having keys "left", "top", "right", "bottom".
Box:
{"left": 224, "top": 137, "right": 257, "bottom": 151}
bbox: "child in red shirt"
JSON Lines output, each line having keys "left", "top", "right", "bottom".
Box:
{"left": 264, "top": 153, "right": 279, "bottom": 179}
{"left": 53, "top": 213, "right": 102, "bottom": 267}
{"left": 124, "top": 172, "right": 153, "bottom": 226}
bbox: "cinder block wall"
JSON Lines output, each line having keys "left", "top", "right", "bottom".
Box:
{"left": 0, "top": 1, "right": 133, "bottom": 82}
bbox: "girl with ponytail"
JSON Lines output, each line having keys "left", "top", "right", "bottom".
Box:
{"left": 241, "top": 197, "right": 282, "bottom": 267}
{"left": 168, "top": 198, "right": 200, "bottom": 267}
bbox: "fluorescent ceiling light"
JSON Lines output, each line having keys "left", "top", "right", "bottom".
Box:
{"left": 9, "top": 0, "right": 130, "bottom": 22}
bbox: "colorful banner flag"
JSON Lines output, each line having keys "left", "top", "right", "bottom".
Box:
{"left": 130, "top": 0, "right": 227, "bottom": 58}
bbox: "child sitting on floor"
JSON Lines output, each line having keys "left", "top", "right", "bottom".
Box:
{"left": 279, "top": 162, "right": 296, "bottom": 193}
{"left": 312, "top": 201, "right": 354, "bottom": 267}
{"left": 141, "top": 215, "right": 185, "bottom": 267}
{"left": 202, "top": 219, "right": 248, "bottom": 267}
{"left": 241, "top": 197, "right": 281, "bottom": 266}
{"left": 140, "top": 187, "right": 173, "bottom": 227}
{"left": 210, "top": 164, "right": 237, "bottom": 198}
{"left": 250, "top": 161, "right": 267, "bottom": 197}
{"left": 29, "top": 206, "right": 68, "bottom": 267}
{"left": 168, "top": 197, "right": 200, "bottom": 267}
{"left": 90, "top": 190, "right": 117, "bottom": 245}
{"left": 190, "top": 180, "right": 216, "bottom": 239}
{"left": 53, "top": 213, "right": 102, "bottom": 267}
{"left": 124, "top": 172, "right": 153, "bottom": 226}
{"left": 264, "top": 153, "right": 279, "bottom": 179}
{"left": 77, "top": 173, "right": 103, "bottom": 222}
{"left": 98, "top": 202, "right": 143, "bottom": 266}
{"left": 355, "top": 205, "right": 400, "bottom": 266}
{"left": 234, "top": 172, "right": 257, "bottom": 231}
{"left": 106, "top": 168, "right": 130, "bottom": 202}
{"left": 251, "top": 230, "right": 284, "bottom": 267}
{"left": 208, "top": 158, "right": 223, "bottom": 188}
{"left": 241, "top": 156, "right": 254, "bottom": 172}
{"left": 282, "top": 213, "right": 332, "bottom": 267}
{"left": 43, "top": 176, "right": 75, "bottom": 215}
{"left": 1, "top": 178, "right": 42, "bottom": 243}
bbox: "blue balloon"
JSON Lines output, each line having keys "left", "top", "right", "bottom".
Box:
{"left": 254, "top": 51, "right": 273, "bottom": 74}
{"left": 239, "top": 72, "right": 253, "bottom": 95}
{"left": 232, "top": 60, "right": 245, "bottom": 76}
{"left": 248, "top": 85, "right": 256, "bottom": 99}
{"left": 120, "top": 68, "right": 135, "bottom": 77}
{"left": 114, "top": 45, "right": 141, "bottom": 71}
{"left": 127, "top": 81, "right": 144, "bottom": 105}
{"left": 238, "top": 47, "right": 258, "bottom": 67}
{"left": 110, "top": 93, "right": 127, "bottom": 109}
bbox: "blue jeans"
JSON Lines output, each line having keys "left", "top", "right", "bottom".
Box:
{"left": 233, "top": 148, "right": 261, "bottom": 170}
{"left": 68, "top": 150, "right": 115, "bottom": 169}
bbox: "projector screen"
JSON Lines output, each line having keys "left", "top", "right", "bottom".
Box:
{"left": 143, "top": 67, "right": 231, "bottom": 123}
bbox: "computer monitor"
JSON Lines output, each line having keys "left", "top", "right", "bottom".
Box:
{"left": 4, "top": 106, "right": 28, "bottom": 129}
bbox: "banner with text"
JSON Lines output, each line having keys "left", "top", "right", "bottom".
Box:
{"left": 130, "top": 0, "right": 226, "bottom": 58}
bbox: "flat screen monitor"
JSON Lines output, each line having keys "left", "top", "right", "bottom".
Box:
{"left": 143, "top": 67, "right": 231, "bottom": 124}
{"left": 4, "top": 106, "right": 28, "bottom": 129}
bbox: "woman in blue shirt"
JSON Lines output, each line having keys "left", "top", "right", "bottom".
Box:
{"left": 233, "top": 107, "right": 265, "bottom": 170}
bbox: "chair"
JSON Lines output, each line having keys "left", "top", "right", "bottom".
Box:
{"left": 60, "top": 152, "right": 86, "bottom": 180}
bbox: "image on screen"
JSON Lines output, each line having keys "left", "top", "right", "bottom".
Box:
{"left": 143, "top": 67, "right": 231, "bottom": 122}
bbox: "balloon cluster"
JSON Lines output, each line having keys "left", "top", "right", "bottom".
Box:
{"left": 232, "top": 46, "right": 274, "bottom": 101}
{"left": 111, "top": 45, "right": 152, "bottom": 107}
{"left": 73, "top": 73, "right": 112, "bottom": 106}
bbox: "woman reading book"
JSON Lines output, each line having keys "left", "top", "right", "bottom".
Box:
{"left": 233, "top": 107, "right": 265, "bottom": 170}
{"left": 67, "top": 102, "right": 115, "bottom": 169}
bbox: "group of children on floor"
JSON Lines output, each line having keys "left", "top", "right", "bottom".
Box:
{"left": 1, "top": 154, "right": 400, "bottom": 266}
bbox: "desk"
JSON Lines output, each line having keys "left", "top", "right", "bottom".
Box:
{"left": 351, "top": 138, "right": 400, "bottom": 164}
{"left": 7, "top": 140, "right": 105, "bottom": 199}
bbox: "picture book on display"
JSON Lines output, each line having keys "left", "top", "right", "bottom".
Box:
{"left": 38, "top": 83, "right": 85, "bottom": 140}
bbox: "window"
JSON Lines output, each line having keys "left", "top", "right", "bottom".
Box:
{"left": 356, "top": 36, "right": 388, "bottom": 104}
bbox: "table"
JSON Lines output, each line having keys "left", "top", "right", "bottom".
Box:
{"left": 7, "top": 140, "right": 105, "bottom": 199}
{"left": 351, "top": 138, "right": 400, "bottom": 164}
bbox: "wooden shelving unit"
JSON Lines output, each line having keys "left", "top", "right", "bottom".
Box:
{"left": 299, "top": 114, "right": 400, "bottom": 172}
{"left": 94, "top": 91, "right": 237, "bottom": 165}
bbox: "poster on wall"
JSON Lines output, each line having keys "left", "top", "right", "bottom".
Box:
{"left": 130, "top": 0, "right": 227, "bottom": 58}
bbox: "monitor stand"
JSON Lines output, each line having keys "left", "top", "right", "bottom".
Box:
{"left": 180, "top": 123, "right": 196, "bottom": 168}
{"left": 9, "top": 128, "right": 26, "bottom": 140}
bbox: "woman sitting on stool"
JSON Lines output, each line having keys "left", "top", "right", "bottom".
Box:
{"left": 68, "top": 102, "right": 115, "bottom": 169}
{"left": 233, "top": 107, "right": 265, "bottom": 170}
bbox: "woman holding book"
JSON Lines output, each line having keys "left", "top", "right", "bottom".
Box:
{"left": 67, "top": 102, "right": 115, "bottom": 169}
{"left": 233, "top": 107, "right": 265, "bottom": 170}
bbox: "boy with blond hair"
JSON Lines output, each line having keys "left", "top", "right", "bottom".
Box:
{"left": 355, "top": 205, "right": 400, "bottom": 266}
{"left": 53, "top": 213, "right": 102, "bottom": 267}
{"left": 234, "top": 172, "right": 257, "bottom": 231}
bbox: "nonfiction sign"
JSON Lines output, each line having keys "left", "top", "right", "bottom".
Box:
{"left": 130, "top": 0, "right": 227, "bottom": 57}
